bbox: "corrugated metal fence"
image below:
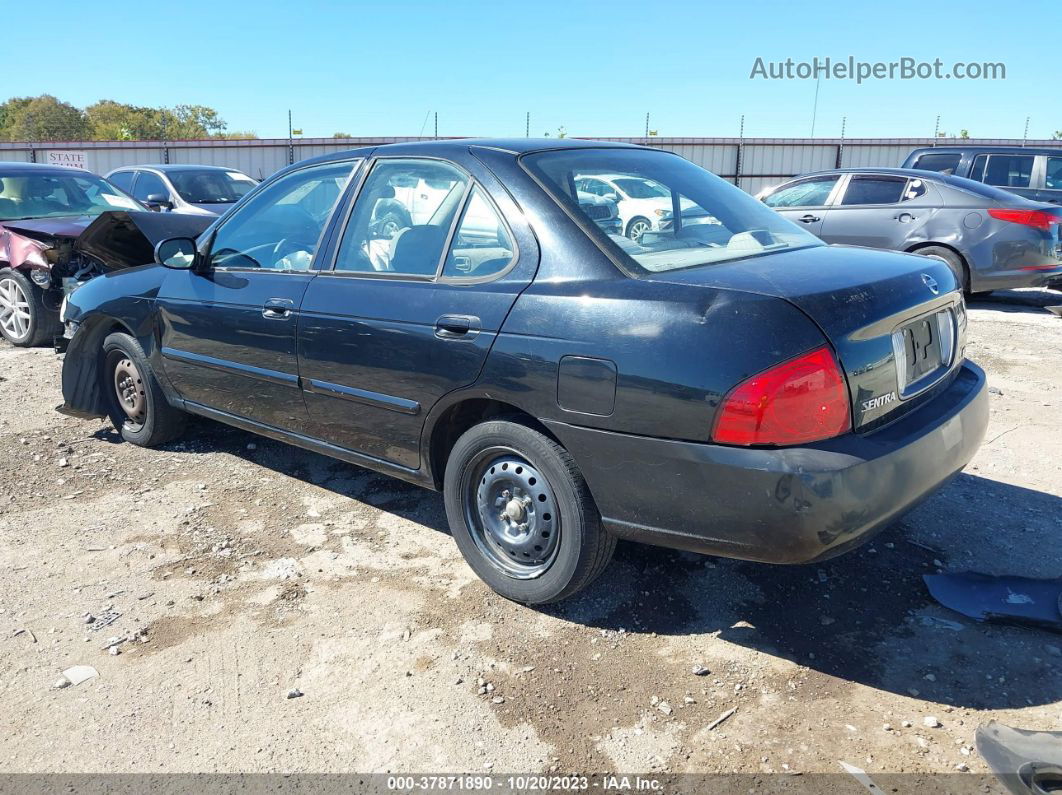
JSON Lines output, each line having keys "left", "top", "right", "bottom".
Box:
{"left": 2, "top": 136, "right": 1058, "bottom": 194}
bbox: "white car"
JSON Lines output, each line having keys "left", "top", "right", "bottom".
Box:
{"left": 575, "top": 173, "right": 695, "bottom": 239}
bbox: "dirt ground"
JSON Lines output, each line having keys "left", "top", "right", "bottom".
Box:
{"left": 1, "top": 288, "right": 1060, "bottom": 780}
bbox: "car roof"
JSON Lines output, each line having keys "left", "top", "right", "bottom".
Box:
{"left": 107, "top": 163, "right": 250, "bottom": 174}
{"left": 0, "top": 161, "right": 99, "bottom": 177}
{"left": 291, "top": 137, "right": 650, "bottom": 168}
{"left": 908, "top": 145, "right": 1062, "bottom": 155}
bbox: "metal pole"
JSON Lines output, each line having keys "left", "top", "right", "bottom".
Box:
{"left": 735, "top": 115, "right": 744, "bottom": 188}
{"left": 645, "top": 112, "right": 650, "bottom": 139}
{"left": 288, "top": 110, "right": 294, "bottom": 165}
{"left": 836, "top": 116, "right": 846, "bottom": 168}
{"left": 526, "top": 112, "right": 530, "bottom": 138}
{"left": 810, "top": 75, "right": 820, "bottom": 137}
{"left": 434, "top": 112, "right": 438, "bottom": 138}
{"left": 933, "top": 115, "right": 940, "bottom": 145}
{"left": 1022, "top": 116, "right": 1030, "bottom": 146}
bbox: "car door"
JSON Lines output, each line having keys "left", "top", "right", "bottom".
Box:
{"left": 817, "top": 174, "right": 930, "bottom": 249}
{"left": 760, "top": 175, "right": 840, "bottom": 237}
{"left": 297, "top": 155, "right": 538, "bottom": 470}
{"left": 156, "top": 158, "right": 360, "bottom": 432}
{"left": 1037, "top": 155, "right": 1062, "bottom": 204}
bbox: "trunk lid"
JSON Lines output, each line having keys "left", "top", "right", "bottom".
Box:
{"left": 655, "top": 244, "right": 967, "bottom": 431}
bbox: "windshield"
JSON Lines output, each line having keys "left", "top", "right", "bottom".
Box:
{"left": 524, "top": 148, "right": 822, "bottom": 274}
{"left": 168, "top": 169, "right": 257, "bottom": 204}
{"left": 0, "top": 172, "right": 142, "bottom": 221}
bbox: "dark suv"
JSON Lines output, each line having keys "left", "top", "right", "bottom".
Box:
{"left": 903, "top": 146, "right": 1062, "bottom": 205}
{"left": 58, "top": 140, "right": 988, "bottom": 604}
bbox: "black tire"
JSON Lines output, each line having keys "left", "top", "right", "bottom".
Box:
{"left": 0, "top": 268, "right": 61, "bottom": 347}
{"left": 101, "top": 332, "right": 186, "bottom": 446}
{"left": 913, "top": 246, "right": 975, "bottom": 295}
{"left": 443, "top": 419, "right": 615, "bottom": 604}
{"left": 625, "top": 216, "right": 651, "bottom": 241}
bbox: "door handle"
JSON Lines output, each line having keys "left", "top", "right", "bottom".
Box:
{"left": 894, "top": 212, "right": 916, "bottom": 222}
{"left": 798, "top": 214, "right": 821, "bottom": 223}
{"left": 435, "top": 314, "right": 480, "bottom": 340}
{"left": 262, "top": 297, "right": 295, "bottom": 320}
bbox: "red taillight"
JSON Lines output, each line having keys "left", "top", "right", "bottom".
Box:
{"left": 712, "top": 347, "right": 851, "bottom": 447}
{"left": 987, "top": 208, "right": 1062, "bottom": 231}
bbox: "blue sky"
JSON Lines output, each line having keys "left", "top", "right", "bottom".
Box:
{"left": 9, "top": 0, "right": 1056, "bottom": 140}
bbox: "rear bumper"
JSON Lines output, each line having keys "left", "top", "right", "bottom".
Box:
{"left": 546, "top": 361, "right": 988, "bottom": 564}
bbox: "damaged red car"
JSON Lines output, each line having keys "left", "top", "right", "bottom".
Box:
{"left": 0, "top": 162, "right": 213, "bottom": 346}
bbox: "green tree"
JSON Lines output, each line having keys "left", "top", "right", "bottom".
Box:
{"left": 333, "top": 132, "right": 353, "bottom": 138}
{"left": 959, "top": 129, "right": 970, "bottom": 139}
{"left": 0, "top": 95, "right": 87, "bottom": 141}
{"left": 169, "top": 104, "right": 226, "bottom": 138}
{"left": 1053, "top": 130, "right": 1062, "bottom": 140}
{"left": 86, "top": 100, "right": 167, "bottom": 140}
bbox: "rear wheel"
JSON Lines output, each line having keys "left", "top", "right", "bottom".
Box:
{"left": 443, "top": 420, "right": 615, "bottom": 604}
{"left": 0, "top": 268, "right": 59, "bottom": 347}
{"left": 913, "top": 246, "right": 983, "bottom": 296}
{"left": 102, "top": 332, "right": 186, "bottom": 446}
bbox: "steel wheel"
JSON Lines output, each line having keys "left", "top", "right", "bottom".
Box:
{"left": 112, "top": 356, "right": 147, "bottom": 429}
{"left": 626, "top": 218, "right": 651, "bottom": 240}
{"left": 0, "top": 276, "right": 32, "bottom": 342}
{"left": 464, "top": 449, "right": 560, "bottom": 579}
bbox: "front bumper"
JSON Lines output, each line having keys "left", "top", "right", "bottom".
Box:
{"left": 546, "top": 361, "right": 988, "bottom": 564}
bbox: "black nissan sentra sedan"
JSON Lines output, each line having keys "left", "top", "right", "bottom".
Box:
{"left": 58, "top": 139, "right": 989, "bottom": 604}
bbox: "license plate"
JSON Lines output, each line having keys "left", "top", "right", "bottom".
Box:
{"left": 892, "top": 309, "right": 954, "bottom": 396}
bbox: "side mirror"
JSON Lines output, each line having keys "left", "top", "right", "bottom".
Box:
{"left": 144, "top": 193, "right": 173, "bottom": 211}
{"left": 155, "top": 237, "right": 198, "bottom": 270}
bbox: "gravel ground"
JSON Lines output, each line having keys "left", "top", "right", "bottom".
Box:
{"left": 0, "top": 288, "right": 1060, "bottom": 778}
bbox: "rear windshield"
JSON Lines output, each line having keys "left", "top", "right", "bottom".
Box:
{"left": 168, "top": 169, "right": 257, "bottom": 204}
{"left": 522, "top": 148, "right": 821, "bottom": 275}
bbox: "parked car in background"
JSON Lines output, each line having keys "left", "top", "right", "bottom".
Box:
{"left": 902, "top": 146, "right": 1062, "bottom": 205}
{"left": 575, "top": 173, "right": 693, "bottom": 239}
{"left": 59, "top": 139, "right": 988, "bottom": 604}
{"left": 0, "top": 162, "right": 212, "bottom": 346}
{"left": 104, "top": 164, "right": 258, "bottom": 216}
{"left": 758, "top": 168, "right": 1062, "bottom": 295}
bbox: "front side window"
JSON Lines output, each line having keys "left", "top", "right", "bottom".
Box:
{"left": 762, "top": 176, "right": 839, "bottom": 208}
{"left": 132, "top": 171, "right": 169, "bottom": 202}
{"left": 524, "top": 148, "right": 821, "bottom": 275}
{"left": 168, "top": 169, "right": 257, "bottom": 205}
{"left": 335, "top": 159, "right": 469, "bottom": 275}
{"left": 107, "top": 171, "right": 135, "bottom": 193}
{"left": 442, "top": 187, "right": 515, "bottom": 279}
{"left": 912, "top": 152, "right": 961, "bottom": 175}
{"left": 840, "top": 176, "right": 908, "bottom": 206}
{"left": 208, "top": 160, "right": 356, "bottom": 272}
{"left": 970, "top": 154, "right": 1034, "bottom": 188}
{"left": 0, "top": 172, "right": 141, "bottom": 221}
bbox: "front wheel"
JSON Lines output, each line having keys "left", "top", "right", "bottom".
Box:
{"left": 102, "top": 332, "right": 186, "bottom": 446}
{"left": 443, "top": 420, "right": 615, "bottom": 604}
{"left": 0, "top": 268, "right": 59, "bottom": 347}
{"left": 625, "top": 217, "right": 651, "bottom": 241}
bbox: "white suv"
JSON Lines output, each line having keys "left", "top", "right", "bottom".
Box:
{"left": 575, "top": 173, "right": 694, "bottom": 239}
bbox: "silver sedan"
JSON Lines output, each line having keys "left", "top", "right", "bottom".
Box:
{"left": 758, "top": 168, "right": 1062, "bottom": 295}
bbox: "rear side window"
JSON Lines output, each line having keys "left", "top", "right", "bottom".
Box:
{"left": 911, "top": 153, "right": 961, "bottom": 175}
{"left": 840, "top": 176, "right": 908, "bottom": 206}
{"left": 763, "top": 176, "right": 838, "bottom": 208}
{"left": 1046, "top": 157, "right": 1062, "bottom": 190}
{"left": 970, "top": 154, "right": 1034, "bottom": 189}
{"left": 442, "top": 187, "right": 515, "bottom": 279}
{"left": 108, "top": 171, "right": 134, "bottom": 193}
